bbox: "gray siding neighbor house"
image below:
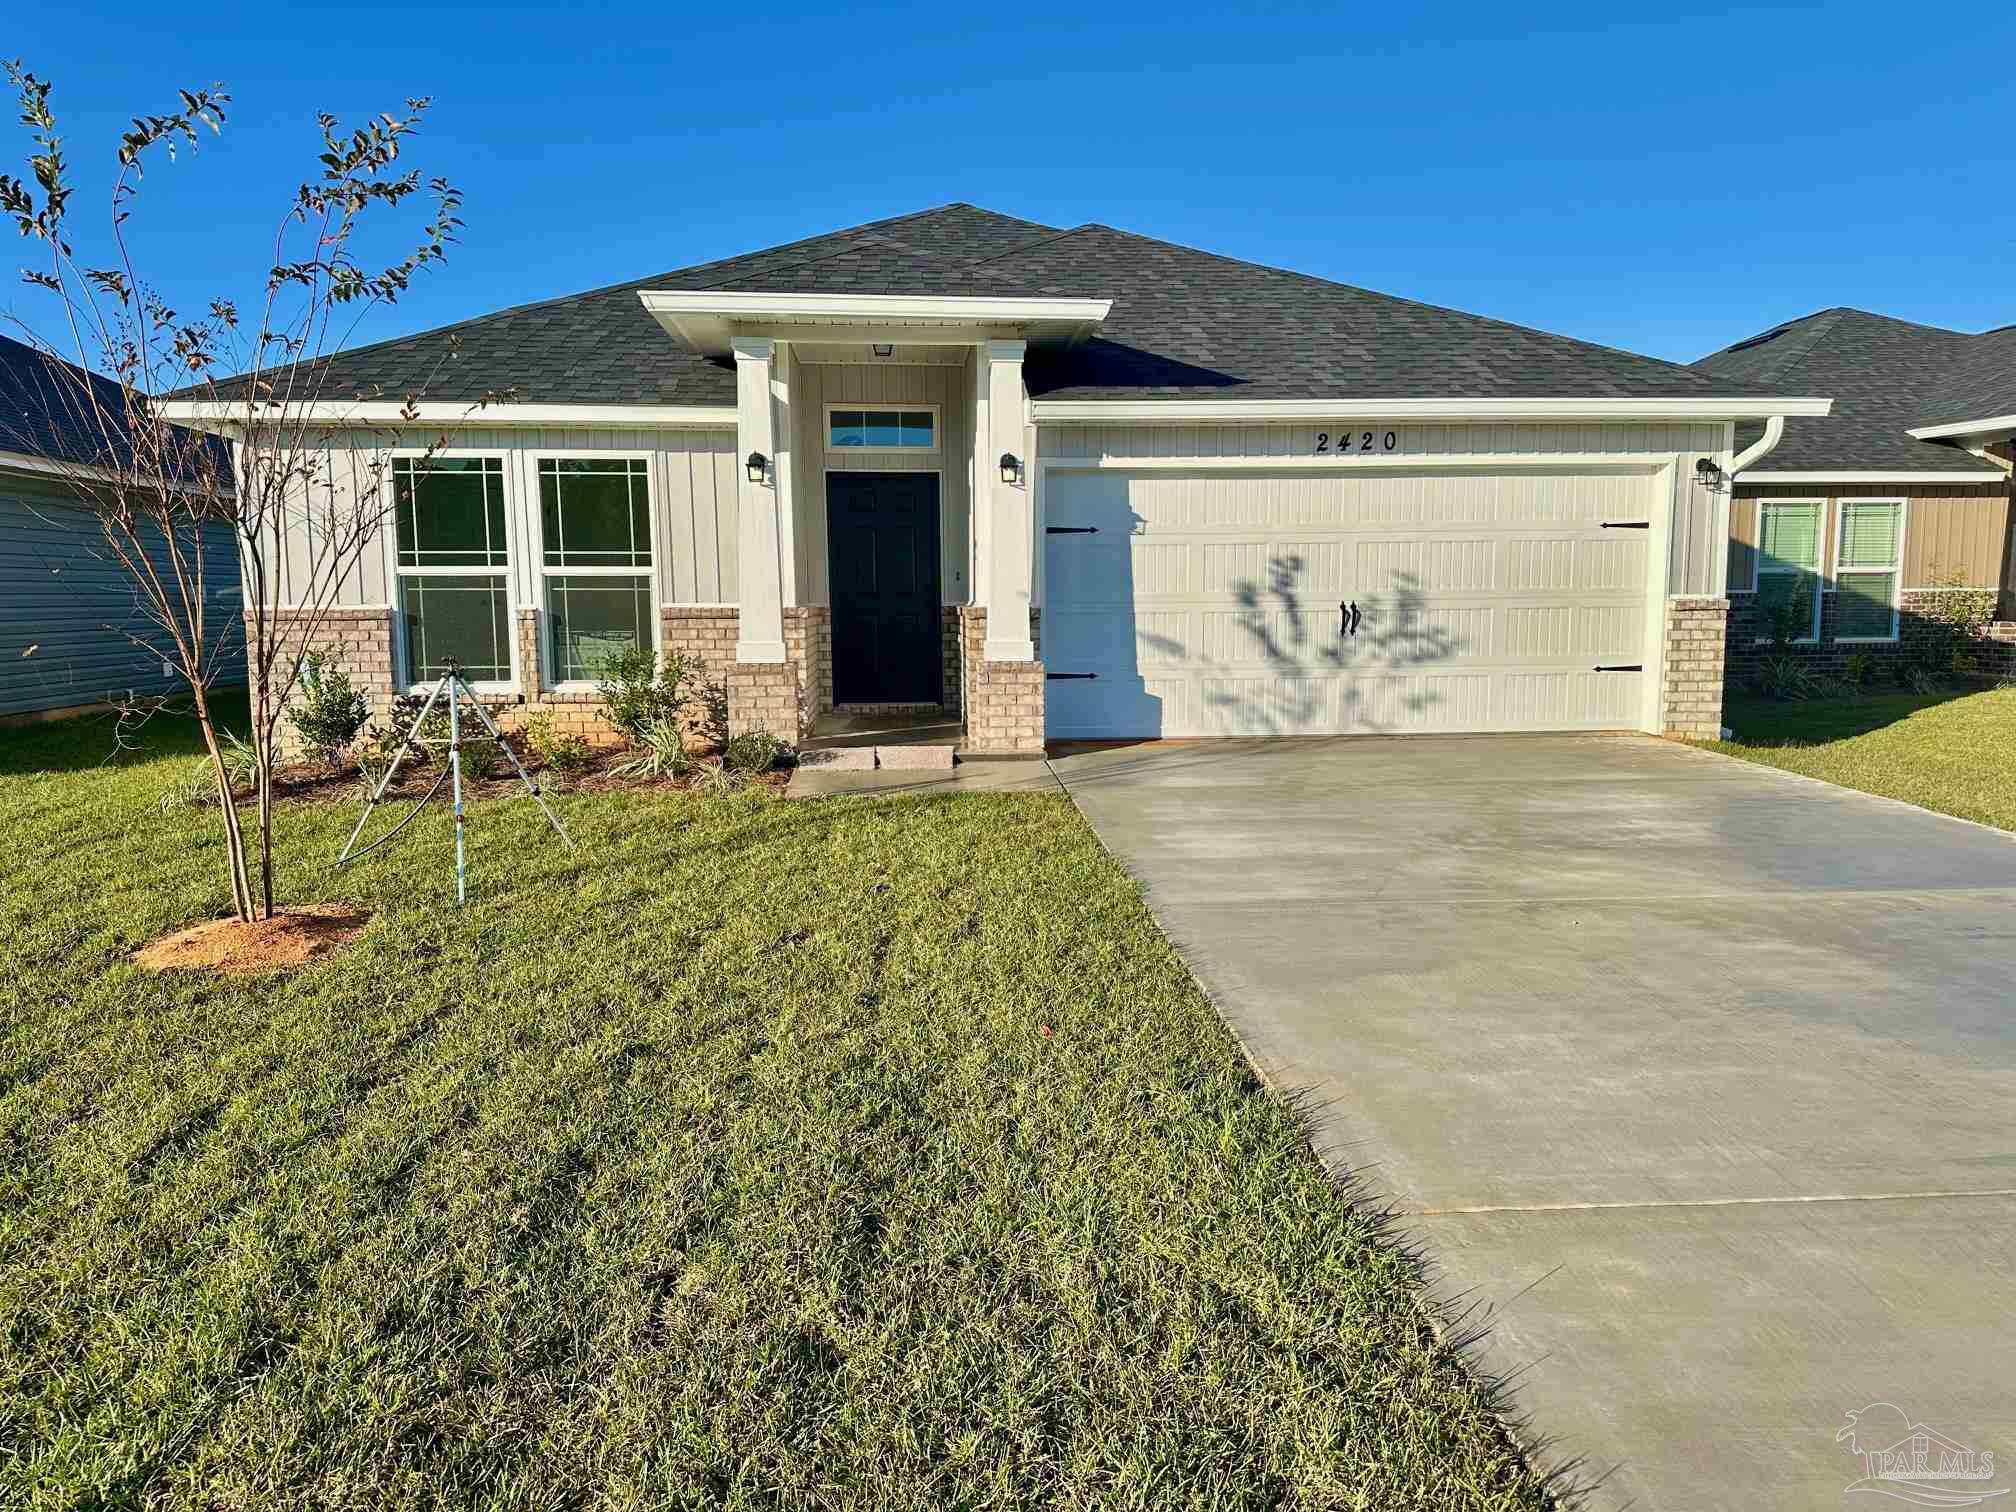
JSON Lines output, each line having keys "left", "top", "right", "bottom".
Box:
{"left": 0, "top": 334, "right": 243, "bottom": 720}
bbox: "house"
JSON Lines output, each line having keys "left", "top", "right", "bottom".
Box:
{"left": 1694, "top": 309, "right": 2016, "bottom": 685}
{"left": 162, "top": 204, "right": 1838, "bottom": 751}
{"left": 0, "top": 335, "right": 244, "bottom": 722}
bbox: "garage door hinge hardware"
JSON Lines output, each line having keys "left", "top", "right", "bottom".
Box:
{"left": 1600, "top": 520, "right": 1651, "bottom": 529}
{"left": 1338, "top": 600, "right": 1362, "bottom": 636}
{"left": 1045, "top": 525, "right": 1098, "bottom": 534}
{"left": 1593, "top": 663, "right": 1644, "bottom": 672}
{"left": 1045, "top": 671, "right": 1098, "bottom": 680}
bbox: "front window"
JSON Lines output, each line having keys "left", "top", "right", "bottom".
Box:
{"left": 1834, "top": 500, "right": 1903, "bottom": 641}
{"left": 828, "top": 408, "right": 935, "bottom": 450}
{"left": 394, "top": 456, "right": 512, "bottom": 683}
{"left": 540, "top": 457, "right": 655, "bottom": 682}
{"left": 1755, "top": 500, "right": 1822, "bottom": 642}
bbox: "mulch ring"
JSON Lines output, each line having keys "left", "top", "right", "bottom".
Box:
{"left": 131, "top": 903, "right": 375, "bottom": 975}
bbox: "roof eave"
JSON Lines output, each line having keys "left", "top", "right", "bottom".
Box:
{"left": 1907, "top": 412, "right": 2016, "bottom": 442}
{"left": 638, "top": 291, "right": 1112, "bottom": 357}
{"left": 1028, "top": 397, "right": 1834, "bottom": 422}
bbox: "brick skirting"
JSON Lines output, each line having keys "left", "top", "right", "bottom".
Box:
{"left": 958, "top": 605, "right": 1046, "bottom": 755}
{"left": 1725, "top": 590, "right": 2016, "bottom": 690}
{"left": 1661, "top": 597, "right": 1727, "bottom": 740}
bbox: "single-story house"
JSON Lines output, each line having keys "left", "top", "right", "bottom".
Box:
{"left": 1693, "top": 309, "right": 2016, "bottom": 685}
{"left": 167, "top": 203, "right": 1852, "bottom": 750}
{"left": 0, "top": 334, "right": 244, "bottom": 722}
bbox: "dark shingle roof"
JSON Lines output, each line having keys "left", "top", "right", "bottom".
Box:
{"left": 212, "top": 202, "right": 1801, "bottom": 408}
{"left": 1916, "top": 324, "right": 2016, "bottom": 431}
{"left": 1694, "top": 309, "right": 2001, "bottom": 474}
{"left": 0, "top": 334, "right": 128, "bottom": 466}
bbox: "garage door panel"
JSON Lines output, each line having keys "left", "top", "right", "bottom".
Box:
{"left": 1043, "top": 468, "right": 1656, "bottom": 738}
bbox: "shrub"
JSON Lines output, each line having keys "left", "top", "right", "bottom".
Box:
{"left": 1755, "top": 655, "right": 1824, "bottom": 701}
{"left": 521, "top": 712, "right": 592, "bottom": 777}
{"left": 1843, "top": 651, "right": 1874, "bottom": 690}
{"left": 157, "top": 730, "right": 260, "bottom": 813}
{"left": 285, "top": 651, "right": 370, "bottom": 766}
{"left": 1919, "top": 567, "right": 1999, "bottom": 676}
{"left": 595, "top": 645, "right": 700, "bottom": 739}
{"left": 610, "top": 718, "right": 690, "bottom": 782}
{"left": 456, "top": 736, "right": 502, "bottom": 782}
{"left": 723, "top": 730, "right": 787, "bottom": 773}
{"left": 690, "top": 760, "right": 743, "bottom": 796}
{"left": 699, "top": 678, "right": 731, "bottom": 751}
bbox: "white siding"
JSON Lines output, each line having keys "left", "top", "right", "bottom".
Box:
{"left": 1037, "top": 419, "right": 1733, "bottom": 597}
{"left": 791, "top": 358, "right": 975, "bottom": 606}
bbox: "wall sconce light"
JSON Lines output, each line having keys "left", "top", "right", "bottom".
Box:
{"left": 999, "top": 452, "right": 1023, "bottom": 485}
{"left": 870, "top": 343, "right": 894, "bottom": 358}
{"left": 1694, "top": 457, "right": 1726, "bottom": 493}
{"left": 746, "top": 451, "right": 771, "bottom": 485}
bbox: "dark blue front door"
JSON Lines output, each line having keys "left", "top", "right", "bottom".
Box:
{"left": 827, "top": 472, "right": 942, "bottom": 704}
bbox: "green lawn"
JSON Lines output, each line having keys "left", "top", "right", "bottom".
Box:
{"left": 1705, "top": 686, "right": 2016, "bottom": 831}
{"left": 0, "top": 706, "right": 1544, "bottom": 1510}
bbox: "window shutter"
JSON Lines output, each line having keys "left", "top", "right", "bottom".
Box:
{"left": 1838, "top": 502, "right": 1901, "bottom": 569}
{"left": 1759, "top": 502, "right": 1822, "bottom": 572}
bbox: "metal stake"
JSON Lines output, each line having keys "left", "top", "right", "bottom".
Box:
{"left": 448, "top": 672, "right": 467, "bottom": 905}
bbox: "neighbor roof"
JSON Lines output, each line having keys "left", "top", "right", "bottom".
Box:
{"left": 1694, "top": 309, "right": 2004, "bottom": 474}
{"left": 1916, "top": 323, "right": 2016, "bottom": 432}
{"left": 0, "top": 333, "right": 127, "bottom": 467}
{"left": 212, "top": 202, "right": 1790, "bottom": 409}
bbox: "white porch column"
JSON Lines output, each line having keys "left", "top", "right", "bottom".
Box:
{"left": 981, "top": 338, "right": 1035, "bottom": 661}
{"left": 733, "top": 336, "right": 787, "bottom": 663}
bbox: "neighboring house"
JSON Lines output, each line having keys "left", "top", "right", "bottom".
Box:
{"left": 164, "top": 203, "right": 1835, "bottom": 750}
{"left": 1694, "top": 310, "right": 2016, "bottom": 686}
{"left": 0, "top": 334, "right": 244, "bottom": 721}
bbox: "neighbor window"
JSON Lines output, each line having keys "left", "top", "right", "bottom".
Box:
{"left": 1834, "top": 499, "right": 1903, "bottom": 641}
{"left": 1754, "top": 500, "right": 1823, "bottom": 642}
{"left": 539, "top": 457, "right": 654, "bottom": 682}
{"left": 394, "top": 456, "right": 512, "bottom": 684}
{"left": 828, "top": 408, "right": 935, "bottom": 450}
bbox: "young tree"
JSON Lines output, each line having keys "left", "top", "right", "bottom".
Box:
{"left": 2, "top": 63, "right": 497, "bottom": 920}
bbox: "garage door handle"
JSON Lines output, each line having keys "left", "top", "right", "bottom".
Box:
{"left": 1045, "top": 526, "right": 1098, "bottom": 534}
{"left": 1339, "top": 601, "right": 1361, "bottom": 636}
{"left": 1594, "top": 664, "right": 1644, "bottom": 672}
{"left": 1600, "top": 521, "right": 1650, "bottom": 529}
{"left": 1045, "top": 672, "right": 1098, "bottom": 680}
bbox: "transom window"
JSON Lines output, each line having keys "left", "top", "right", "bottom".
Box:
{"left": 1754, "top": 500, "right": 1823, "bottom": 643}
{"left": 539, "top": 457, "right": 655, "bottom": 683}
{"left": 393, "top": 456, "right": 511, "bottom": 684}
{"left": 1835, "top": 499, "right": 1903, "bottom": 641}
{"left": 828, "top": 408, "right": 936, "bottom": 450}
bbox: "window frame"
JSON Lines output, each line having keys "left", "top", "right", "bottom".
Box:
{"left": 1751, "top": 497, "right": 1826, "bottom": 644}
{"left": 1832, "top": 496, "right": 1907, "bottom": 644}
{"left": 387, "top": 449, "right": 518, "bottom": 693}
{"left": 532, "top": 451, "right": 662, "bottom": 690}
{"left": 824, "top": 402, "right": 941, "bottom": 454}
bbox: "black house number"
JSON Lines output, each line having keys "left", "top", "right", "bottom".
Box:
{"left": 1315, "top": 430, "right": 1398, "bottom": 455}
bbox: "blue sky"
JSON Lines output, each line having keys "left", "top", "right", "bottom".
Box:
{"left": 8, "top": 0, "right": 2015, "bottom": 369}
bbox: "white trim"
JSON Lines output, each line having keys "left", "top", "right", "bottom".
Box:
{"left": 1728, "top": 414, "right": 1784, "bottom": 474}
{"left": 1832, "top": 496, "right": 1906, "bottom": 643}
{"left": 1907, "top": 412, "right": 2016, "bottom": 441}
{"left": 1031, "top": 454, "right": 1671, "bottom": 474}
{"left": 1751, "top": 496, "right": 1826, "bottom": 643}
{"left": 641, "top": 291, "right": 1110, "bottom": 323}
{"left": 1029, "top": 397, "right": 1833, "bottom": 422}
{"left": 155, "top": 401, "right": 737, "bottom": 428}
{"left": 530, "top": 451, "right": 662, "bottom": 686}
{"left": 1734, "top": 470, "right": 2007, "bottom": 484}
{"left": 823, "top": 402, "right": 941, "bottom": 455}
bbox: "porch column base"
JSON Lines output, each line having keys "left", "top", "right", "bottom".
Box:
{"left": 726, "top": 660, "right": 800, "bottom": 740}
{"left": 1661, "top": 596, "right": 1728, "bottom": 740}
{"left": 959, "top": 606, "right": 1045, "bottom": 755}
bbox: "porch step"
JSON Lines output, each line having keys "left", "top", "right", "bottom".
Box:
{"left": 874, "top": 744, "right": 956, "bottom": 770}
{"left": 795, "top": 744, "right": 956, "bottom": 772}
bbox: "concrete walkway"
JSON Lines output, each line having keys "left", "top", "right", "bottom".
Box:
{"left": 1049, "top": 735, "right": 2016, "bottom": 1511}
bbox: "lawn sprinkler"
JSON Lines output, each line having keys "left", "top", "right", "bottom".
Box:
{"left": 336, "top": 659, "right": 573, "bottom": 904}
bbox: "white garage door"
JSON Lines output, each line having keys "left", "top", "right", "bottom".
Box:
{"left": 1042, "top": 467, "right": 1660, "bottom": 738}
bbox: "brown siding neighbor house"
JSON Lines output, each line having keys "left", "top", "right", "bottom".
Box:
{"left": 1694, "top": 310, "right": 2016, "bottom": 690}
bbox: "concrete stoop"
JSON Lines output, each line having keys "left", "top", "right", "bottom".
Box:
{"left": 798, "top": 745, "right": 955, "bottom": 772}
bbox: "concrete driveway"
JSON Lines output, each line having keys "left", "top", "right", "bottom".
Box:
{"left": 1049, "top": 734, "right": 2016, "bottom": 1511}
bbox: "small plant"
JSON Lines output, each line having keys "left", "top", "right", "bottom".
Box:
{"left": 456, "top": 735, "right": 502, "bottom": 782}
{"left": 157, "top": 730, "right": 260, "bottom": 813}
{"left": 354, "top": 751, "right": 393, "bottom": 801}
{"left": 285, "top": 651, "right": 371, "bottom": 766}
{"left": 700, "top": 678, "right": 730, "bottom": 751}
{"left": 595, "top": 645, "right": 700, "bottom": 739}
{"left": 1842, "top": 651, "right": 1873, "bottom": 690}
{"left": 723, "top": 730, "right": 787, "bottom": 774}
{"left": 1905, "top": 663, "right": 1945, "bottom": 695}
{"left": 1919, "top": 567, "right": 1998, "bottom": 675}
{"left": 1755, "top": 655, "right": 1823, "bottom": 702}
{"left": 522, "top": 713, "right": 592, "bottom": 777}
{"left": 690, "top": 760, "right": 744, "bottom": 796}
{"left": 610, "top": 719, "right": 691, "bottom": 782}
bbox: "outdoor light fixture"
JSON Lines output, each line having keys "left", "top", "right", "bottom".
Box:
{"left": 1694, "top": 456, "right": 1726, "bottom": 493}
{"left": 746, "top": 451, "right": 770, "bottom": 485}
{"left": 999, "top": 452, "right": 1023, "bottom": 484}
{"left": 871, "top": 342, "right": 894, "bottom": 357}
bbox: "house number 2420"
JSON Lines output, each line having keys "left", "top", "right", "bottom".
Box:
{"left": 1316, "top": 430, "right": 1398, "bottom": 454}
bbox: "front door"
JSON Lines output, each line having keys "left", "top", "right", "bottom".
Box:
{"left": 828, "top": 472, "right": 942, "bottom": 704}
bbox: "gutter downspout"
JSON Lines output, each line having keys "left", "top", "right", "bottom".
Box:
{"left": 1729, "top": 414, "right": 1786, "bottom": 474}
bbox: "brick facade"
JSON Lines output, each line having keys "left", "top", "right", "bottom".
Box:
{"left": 1661, "top": 597, "right": 1728, "bottom": 740}
{"left": 1725, "top": 589, "right": 2016, "bottom": 690}
{"left": 958, "top": 605, "right": 1046, "bottom": 755}
{"left": 259, "top": 606, "right": 398, "bottom": 760}
{"left": 725, "top": 660, "right": 799, "bottom": 739}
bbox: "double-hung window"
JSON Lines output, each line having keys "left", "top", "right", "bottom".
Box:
{"left": 1834, "top": 499, "right": 1904, "bottom": 641}
{"left": 394, "top": 456, "right": 512, "bottom": 684}
{"left": 540, "top": 457, "right": 655, "bottom": 683}
{"left": 1754, "top": 500, "right": 1823, "bottom": 642}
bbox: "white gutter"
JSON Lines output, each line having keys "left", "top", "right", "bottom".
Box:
{"left": 155, "top": 401, "right": 738, "bottom": 428}
{"left": 1028, "top": 397, "right": 1834, "bottom": 423}
{"left": 1728, "top": 414, "right": 1785, "bottom": 474}
{"left": 1730, "top": 470, "right": 2008, "bottom": 484}
{"left": 639, "top": 291, "right": 1112, "bottom": 323}
{"left": 1907, "top": 412, "right": 2016, "bottom": 442}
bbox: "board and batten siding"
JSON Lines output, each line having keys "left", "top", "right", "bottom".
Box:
{"left": 789, "top": 356, "right": 975, "bottom": 606}
{"left": 1037, "top": 420, "right": 1733, "bottom": 597}
{"left": 1, "top": 476, "right": 244, "bottom": 717}
{"left": 262, "top": 426, "right": 739, "bottom": 610}
{"left": 1728, "top": 484, "right": 2016, "bottom": 595}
